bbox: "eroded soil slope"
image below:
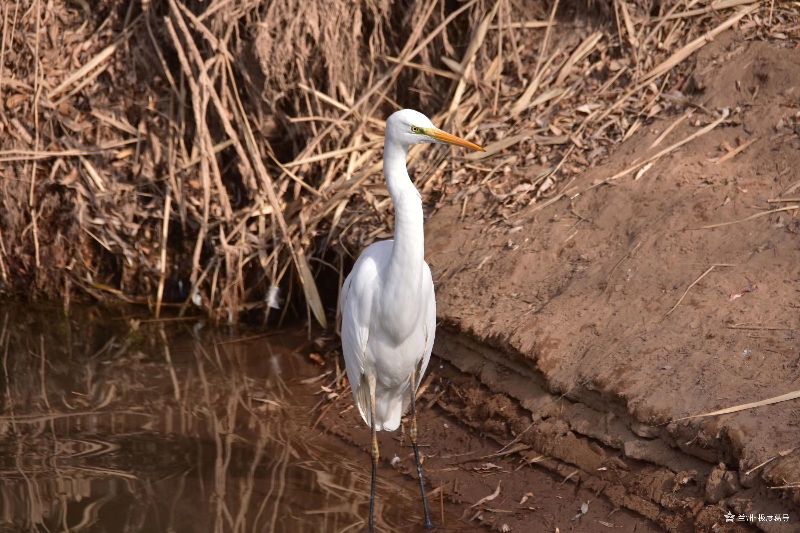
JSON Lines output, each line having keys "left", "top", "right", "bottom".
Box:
{"left": 424, "top": 36, "right": 800, "bottom": 530}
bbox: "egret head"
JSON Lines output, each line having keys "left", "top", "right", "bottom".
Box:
{"left": 385, "top": 109, "right": 484, "bottom": 152}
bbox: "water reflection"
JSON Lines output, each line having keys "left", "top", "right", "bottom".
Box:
{"left": 0, "top": 304, "right": 424, "bottom": 532}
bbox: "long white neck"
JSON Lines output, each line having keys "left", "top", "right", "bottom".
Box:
{"left": 381, "top": 136, "right": 425, "bottom": 339}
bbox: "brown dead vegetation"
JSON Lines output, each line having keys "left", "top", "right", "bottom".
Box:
{"left": 0, "top": 0, "right": 792, "bottom": 326}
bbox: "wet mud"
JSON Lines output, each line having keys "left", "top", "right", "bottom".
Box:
{"left": 321, "top": 357, "right": 666, "bottom": 532}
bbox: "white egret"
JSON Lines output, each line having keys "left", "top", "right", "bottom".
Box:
{"left": 340, "top": 109, "right": 483, "bottom": 531}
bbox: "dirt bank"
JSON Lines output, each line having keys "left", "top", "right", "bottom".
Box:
{"left": 322, "top": 355, "right": 664, "bottom": 532}
{"left": 419, "top": 35, "right": 800, "bottom": 532}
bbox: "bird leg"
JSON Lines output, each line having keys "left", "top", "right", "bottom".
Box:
{"left": 368, "top": 375, "right": 379, "bottom": 533}
{"left": 410, "top": 366, "right": 434, "bottom": 529}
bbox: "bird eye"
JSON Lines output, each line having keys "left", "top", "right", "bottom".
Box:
{"left": 410, "top": 126, "right": 421, "bottom": 134}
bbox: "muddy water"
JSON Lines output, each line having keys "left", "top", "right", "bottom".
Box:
{"left": 0, "top": 304, "right": 457, "bottom": 532}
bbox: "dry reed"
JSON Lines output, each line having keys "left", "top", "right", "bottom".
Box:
{"left": 0, "top": 0, "right": 791, "bottom": 324}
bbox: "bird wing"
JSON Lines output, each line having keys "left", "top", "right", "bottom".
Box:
{"left": 340, "top": 247, "right": 383, "bottom": 426}
{"left": 417, "top": 262, "right": 436, "bottom": 390}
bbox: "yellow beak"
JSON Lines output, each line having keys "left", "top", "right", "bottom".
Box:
{"left": 424, "top": 128, "right": 485, "bottom": 152}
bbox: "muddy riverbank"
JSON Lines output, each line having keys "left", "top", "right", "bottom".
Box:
{"left": 2, "top": 3, "right": 799, "bottom": 532}
{"left": 1, "top": 303, "right": 677, "bottom": 532}
{"left": 416, "top": 35, "right": 800, "bottom": 533}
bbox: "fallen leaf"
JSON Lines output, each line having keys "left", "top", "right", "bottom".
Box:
{"left": 572, "top": 501, "right": 589, "bottom": 521}
{"left": 474, "top": 462, "right": 503, "bottom": 472}
{"left": 470, "top": 481, "right": 501, "bottom": 508}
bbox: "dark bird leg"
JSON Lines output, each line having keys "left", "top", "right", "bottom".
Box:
{"left": 368, "top": 376, "right": 379, "bottom": 533}
{"left": 410, "top": 367, "right": 434, "bottom": 529}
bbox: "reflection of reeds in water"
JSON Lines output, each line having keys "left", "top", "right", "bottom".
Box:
{"left": 0, "top": 305, "right": 416, "bottom": 532}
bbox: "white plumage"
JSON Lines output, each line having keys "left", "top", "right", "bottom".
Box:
{"left": 341, "top": 108, "right": 477, "bottom": 431}
{"left": 341, "top": 240, "right": 436, "bottom": 430}
{"left": 339, "top": 108, "right": 482, "bottom": 531}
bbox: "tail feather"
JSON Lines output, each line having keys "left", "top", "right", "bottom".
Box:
{"left": 374, "top": 384, "right": 410, "bottom": 431}
{"left": 355, "top": 373, "right": 371, "bottom": 427}
{"left": 353, "top": 378, "right": 414, "bottom": 431}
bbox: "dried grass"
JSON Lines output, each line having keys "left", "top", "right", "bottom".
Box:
{"left": 0, "top": 0, "right": 792, "bottom": 324}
